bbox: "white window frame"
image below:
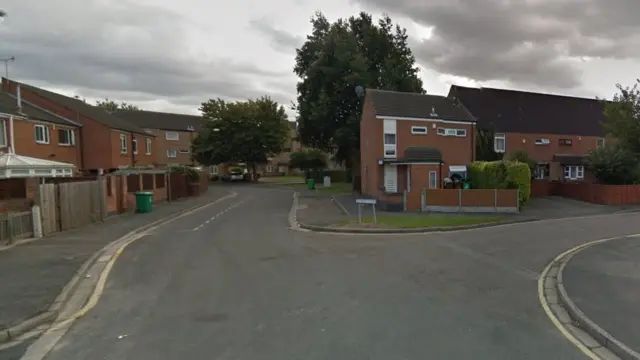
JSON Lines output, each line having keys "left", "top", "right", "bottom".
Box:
{"left": 165, "top": 131, "right": 179, "bottom": 141}
{"left": 146, "top": 138, "right": 152, "bottom": 155}
{"left": 564, "top": 165, "right": 584, "bottom": 180}
{"left": 429, "top": 171, "right": 437, "bottom": 189}
{"left": 559, "top": 138, "right": 572, "bottom": 146}
{"left": 132, "top": 138, "right": 138, "bottom": 154}
{"left": 35, "top": 124, "right": 50, "bottom": 144}
{"left": 494, "top": 133, "right": 506, "bottom": 153}
{"left": 597, "top": 138, "right": 605, "bottom": 148}
{"left": 57, "top": 128, "right": 75, "bottom": 146}
{"left": 120, "top": 134, "right": 127, "bottom": 154}
{"left": 436, "top": 127, "right": 466, "bottom": 137}
{"left": 411, "top": 126, "right": 428, "bottom": 135}
{"left": 383, "top": 119, "right": 396, "bottom": 158}
{"left": 535, "top": 164, "right": 549, "bottom": 180}
{"left": 535, "top": 138, "right": 550, "bottom": 145}
{"left": 0, "top": 120, "right": 8, "bottom": 147}
{"left": 167, "top": 149, "right": 177, "bottom": 158}
{"left": 210, "top": 165, "right": 218, "bottom": 175}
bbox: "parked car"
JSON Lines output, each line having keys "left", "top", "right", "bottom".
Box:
{"left": 223, "top": 167, "right": 246, "bottom": 182}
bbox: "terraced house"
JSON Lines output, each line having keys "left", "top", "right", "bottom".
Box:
{"left": 449, "top": 85, "right": 609, "bottom": 182}
{"left": 114, "top": 110, "right": 202, "bottom": 167}
{"left": 360, "top": 89, "right": 476, "bottom": 211}
{"left": 1, "top": 78, "right": 156, "bottom": 172}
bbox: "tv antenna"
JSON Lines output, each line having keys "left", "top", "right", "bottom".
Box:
{"left": 1, "top": 56, "right": 15, "bottom": 79}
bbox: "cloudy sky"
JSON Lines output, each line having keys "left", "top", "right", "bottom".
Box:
{"left": 1, "top": 0, "right": 638, "bottom": 118}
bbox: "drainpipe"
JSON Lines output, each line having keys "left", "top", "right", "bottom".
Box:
{"left": 8, "top": 115, "right": 15, "bottom": 154}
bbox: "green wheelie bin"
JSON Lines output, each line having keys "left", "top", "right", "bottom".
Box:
{"left": 135, "top": 191, "right": 154, "bottom": 213}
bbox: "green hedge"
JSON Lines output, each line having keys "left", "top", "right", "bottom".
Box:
{"left": 468, "top": 160, "right": 531, "bottom": 203}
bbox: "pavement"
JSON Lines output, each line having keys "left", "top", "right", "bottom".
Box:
{"left": 562, "top": 235, "right": 640, "bottom": 354}
{"left": 5, "top": 185, "right": 640, "bottom": 359}
{"left": 0, "top": 186, "right": 228, "bottom": 334}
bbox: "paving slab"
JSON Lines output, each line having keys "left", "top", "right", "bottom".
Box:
{"left": 0, "top": 187, "right": 228, "bottom": 331}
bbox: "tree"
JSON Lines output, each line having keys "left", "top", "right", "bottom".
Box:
{"left": 289, "top": 149, "right": 327, "bottom": 179}
{"left": 601, "top": 80, "right": 640, "bottom": 154}
{"left": 192, "top": 96, "right": 290, "bottom": 178}
{"left": 294, "top": 12, "right": 424, "bottom": 173}
{"left": 96, "top": 98, "right": 141, "bottom": 112}
{"left": 476, "top": 127, "right": 503, "bottom": 162}
{"left": 586, "top": 143, "right": 640, "bottom": 185}
{"left": 0, "top": 10, "right": 6, "bottom": 18}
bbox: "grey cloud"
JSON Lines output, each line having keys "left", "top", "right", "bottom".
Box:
{"left": 249, "top": 18, "right": 304, "bottom": 54}
{"left": 354, "top": 0, "right": 640, "bottom": 89}
{"left": 0, "top": 0, "right": 292, "bottom": 110}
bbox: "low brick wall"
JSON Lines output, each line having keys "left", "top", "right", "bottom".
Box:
{"left": 423, "top": 188, "right": 519, "bottom": 213}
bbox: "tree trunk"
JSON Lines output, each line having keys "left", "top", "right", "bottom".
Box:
{"left": 251, "top": 163, "right": 257, "bottom": 181}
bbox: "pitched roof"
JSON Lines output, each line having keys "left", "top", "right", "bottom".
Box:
{"left": 114, "top": 109, "right": 203, "bottom": 132}
{"left": 366, "top": 89, "right": 475, "bottom": 122}
{"left": 0, "top": 92, "right": 79, "bottom": 126}
{"left": 5, "top": 79, "right": 149, "bottom": 135}
{"left": 448, "top": 85, "right": 607, "bottom": 137}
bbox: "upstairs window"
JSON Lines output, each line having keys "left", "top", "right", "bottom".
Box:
{"left": 535, "top": 138, "right": 550, "bottom": 145}
{"left": 165, "top": 131, "right": 179, "bottom": 141}
{"left": 411, "top": 126, "right": 428, "bottom": 135}
{"left": 35, "top": 125, "right": 50, "bottom": 144}
{"left": 58, "top": 128, "right": 75, "bottom": 145}
{"left": 559, "top": 138, "right": 572, "bottom": 146}
{"left": 120, "top": 134, "right": 127, "bottom": 153}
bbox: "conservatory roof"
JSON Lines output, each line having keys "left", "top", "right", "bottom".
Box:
{"left": 0, "top": 152, "right": 75, "bottom": 179}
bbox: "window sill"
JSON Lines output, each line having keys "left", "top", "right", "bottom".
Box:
{"left": 35, "top": 141, "right": 50, "bottom": 145}
{"left": 58, "top": 143, "right": 75, "bottom": 147}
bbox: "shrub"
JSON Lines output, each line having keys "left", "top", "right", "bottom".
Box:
{"left": 505, "top": 161, "right": 531, "bottom": 203}
{"left": 170, "top": 165, "right": 201, "bottom": 182}
{"left": 586, "top": 143, "right": 640, "bottom": 184}
{"left": 469, "top": 160, "right": 531, "bottom": 204}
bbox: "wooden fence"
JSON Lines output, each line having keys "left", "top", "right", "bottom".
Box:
{"left": 0, "top": 210, "right": 34, "bottom": 244}
{"left": 421, "top": 188, "right": 520, "bottom": 213}
{"left": 38, "top": 179, "right": 106, "bottom": 234}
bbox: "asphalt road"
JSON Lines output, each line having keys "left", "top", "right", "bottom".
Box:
{"left": 563, "top": 235, "right": 640, "bottom": 354}
{"left": 18, "top": 186, "right": 640, "bottom": 360}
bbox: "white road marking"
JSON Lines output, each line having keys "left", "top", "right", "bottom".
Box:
{"left": 192, "top": 200, "right": 245, "bottom": 231}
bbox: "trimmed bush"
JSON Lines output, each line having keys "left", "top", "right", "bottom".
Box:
{"left": 505, "top": 161, "right": 531, "bottom": 203}
{"left": 468, "top": 160, "right": 531, "bottom": 204}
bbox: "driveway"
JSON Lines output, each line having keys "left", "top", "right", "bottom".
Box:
{"left": 10, "top": 186, "right": 640, "bottom": 359}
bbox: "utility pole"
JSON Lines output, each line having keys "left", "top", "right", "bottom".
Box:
{"left": 1, "top": 56, "right": 15, "bottom": 79}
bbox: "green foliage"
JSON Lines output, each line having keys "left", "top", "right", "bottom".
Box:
{"left": 469, "top": 160, "right": 530, "bottom": 204}
{"left": 170, "top": 165, "right": 201, "bottom": 182}
{"left": 505, "top": 161, "right": 531, "bottom": 203}
{"left": 602, "top": 80, "right": 640, "bottom": 154}
{"left": 0, "top": 10, "right": 6, "bottom": 17}
{"left": 507, "top": 150, "right": 536, "bottom": 176}
{"left": 289, "top": 149, "right": 327, "bottom": 179}
{"left": 586, "top": 143, "right": 640, "bottom": 184}
{"left": 96, "top": 98, "right": 141, "bottom": 111}
{"left": 294, "top": 12, "right": 424, "bottom": 169}
{"left": 475, "top": 127, "right": 503, "bottom": 162}
{"left": 192, "top": 96, "right": 290, "bottom": 169}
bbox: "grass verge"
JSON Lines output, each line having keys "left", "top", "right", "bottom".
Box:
{"left": 338, "top": 215, "right": 502, "bottom": 229}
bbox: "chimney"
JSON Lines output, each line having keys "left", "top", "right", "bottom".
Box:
{"left": 16, "top": 84, "right": 22, "bottom": 111}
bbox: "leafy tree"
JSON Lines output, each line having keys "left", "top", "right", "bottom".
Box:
{"left": 96, "top": 98, "right": 141, "bottom": 111}
{"left": 586, "top": 143, "right": 640, "bottom": 185}
{"left": 192, "top": 96, "right": 290, "bottom": 179}
{"left": 601, "top": 80, "right": 640, "bottom": 154}
{"left": 289, "top": 149, "right": 327, "bottom": 179}
{"left": 475, "top": 127, "right": 503, "bottom": 162}
{"left": 0, "top": 10, "right": 6, "bottom": 18}
{"left": 294, "top": 12, "right": 424, "bottom": 174}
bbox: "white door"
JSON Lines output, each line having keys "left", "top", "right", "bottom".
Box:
{"left": 384, "top": 165, "right": 397, "bottom": 193}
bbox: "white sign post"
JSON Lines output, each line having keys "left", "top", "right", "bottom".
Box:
{"left": 355, "top": 198, "right": 377, "bottom": 225}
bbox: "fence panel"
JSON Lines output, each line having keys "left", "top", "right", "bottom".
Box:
{"left": 39, "top": 183, "right": 58, "bottom": 235}
{"left": 58, "top": 180, "right": 106, "bottom": 231}
{"left": 0, "top": 211, "right": 34, "bottom": 244}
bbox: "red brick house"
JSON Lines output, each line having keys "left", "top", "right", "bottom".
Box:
{"left": 0, "top": 91, "right": 82, "bottom": 169}
{"left": 114, "top": 109, "right": 202, "bottom": 167}
{"left": 360, "top": 89, "right": 476, "bottom": 211}
{"left": 2, "top": 78, "right": 156, "bottom": 172}
{"left": 449, "top": 86, "right": 609, "bottom": 182}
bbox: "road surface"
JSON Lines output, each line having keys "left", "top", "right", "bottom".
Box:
{"left": 16, "top": 186, "right": 640, "bottom": 359}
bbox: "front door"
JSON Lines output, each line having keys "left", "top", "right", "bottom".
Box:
{"left": 383, "top": 165, "right": 397, "bottom": 193}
